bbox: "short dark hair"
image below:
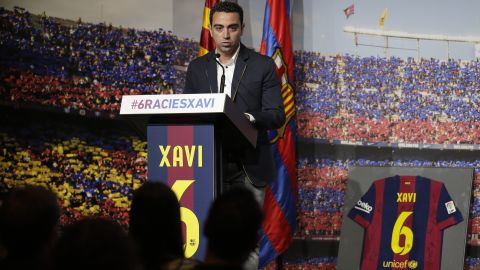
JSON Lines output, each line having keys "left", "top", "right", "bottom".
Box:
{"left": 129, "top": 182, "right": 183, "bottom": 266}
{"left": 52, "top": 217, "right": 138, "bottom": 270}
{"left": 210, "top": 1, "right": 244, "bottom": 26}
{"left": 0, "top": 185, "right": 60, "bottom": 257}
{"left": 204, "top": 187, "right": 263, "bottom": 264}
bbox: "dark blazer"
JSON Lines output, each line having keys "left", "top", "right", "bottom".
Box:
{"left": 184, "top": 44, "right": 285, "bottom": 187}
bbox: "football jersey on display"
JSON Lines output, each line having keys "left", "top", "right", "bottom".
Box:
{"left": 348, "top": 175, "right": 463, "bottom": 270}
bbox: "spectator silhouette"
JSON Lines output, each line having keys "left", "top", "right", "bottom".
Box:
{"left": 0, "top": 185, "right": 60, "bottom": 270}
{"left": 51, "top": 217, "right": 138, "bottom": 270}
{"left": 195, "top": 187, "right": 263, "bottom": 270}
{"left": 129, "top": 182, "right": 197, "bottom": 270}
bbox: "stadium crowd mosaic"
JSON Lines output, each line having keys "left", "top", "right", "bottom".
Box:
{"left": 2, "top": 7, "right": 480, "bottom": 269}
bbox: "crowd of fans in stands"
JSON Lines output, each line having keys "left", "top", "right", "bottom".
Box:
{"left": 282, "top": 257, "right": 336, "bottom": 270}
{"left": 295, "top": 52, "right": 480, "bottom": 145}
{"left": 296, "top": 53, "right": 480, "bottom": 122}
{"left": 297, "top": 112, "right": 480, "bottom": 144}
{"left": 0, "top": 7, "right": 195, "bottom": 111}
{"left": 466, "top": 256, "right": 480, "bottom": 269}
{"left": 0, "top": 7, "right": 183, "bottom": 88}
{"left": 3, "top": 6, "right": 480, "bottom": 269}
{"left": 2, "top": 7, "right": 480, "bottom": 146}
{"left": 0, "top": 111, "right": 146, "bottom": 226}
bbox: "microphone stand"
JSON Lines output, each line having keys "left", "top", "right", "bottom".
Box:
{"left": 215, "top": 53, "right": 225, "bottom": 94}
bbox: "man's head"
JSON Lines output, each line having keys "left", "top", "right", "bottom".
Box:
{"left": 204, "top": 187, "right": 263, "bottom": 265}
{"left": 52, "top": 217, "right": 138, "bottom": 270}
{"left": 129, "top": 182, "right": 183, "bottom": 263}
{"left": 0, "top": 185, "right": 60, "bottom": 257}
{"left": 209, "top": 1, "right": 244, "bottom": 58}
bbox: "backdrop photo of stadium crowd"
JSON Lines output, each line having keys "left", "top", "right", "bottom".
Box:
{"left": 3, "top": 5, "right": 480, "bottom": 270}
{"left": 0, "top": 107, "right": 147, "bottom": 227}
{"left": 2, "top": 7, "right": 480, "bottom": 145}
{"left": 295, "top": 53, "right": 480, "bottom": 146}
{"left": 1, "top": 7, "right": 480, "bottom": 147}
{"left": 0, "top": 7, "right": 196, "bottom": 115}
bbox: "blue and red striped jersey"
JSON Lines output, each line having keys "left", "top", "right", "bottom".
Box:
{"left": 348, "top": 175, "right": 463, "bottom": 270}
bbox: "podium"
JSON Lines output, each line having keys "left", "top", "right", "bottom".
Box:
{"left": 120, "top": 93, "right": 257, "bottom": 260}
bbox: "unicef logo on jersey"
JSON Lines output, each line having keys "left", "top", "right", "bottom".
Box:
{"left": 382, "top": 259, "right": 418, "bottom": 269}
{"left": 354, "top": 200, "right": 373, "bottom": 214}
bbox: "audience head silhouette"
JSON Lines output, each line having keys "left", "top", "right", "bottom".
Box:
{"left": 0, "top": 185, "right": 60, "bottom": 270}
{"left": 52, "top": 217, "right": 137, "bottom": 270}
{"left": 203, "top": 187, "right": 263, "bottom": 267}
{"left": 129, "top": 182, "right": 186, "bottom": 269}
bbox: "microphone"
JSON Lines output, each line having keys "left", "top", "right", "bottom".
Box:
{"left": 215, "top": 53, "right": 225, "bottom": 94}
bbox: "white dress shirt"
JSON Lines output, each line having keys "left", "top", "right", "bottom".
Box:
{"left": 216, "top": 45, "right": 240, "bottom": 97}
{"left": 215, "top": 46, "right": 255, "bottom": 123}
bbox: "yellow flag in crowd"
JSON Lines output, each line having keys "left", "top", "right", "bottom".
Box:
{"left": 379, "top": 8, "right": 388, "bottom": 29}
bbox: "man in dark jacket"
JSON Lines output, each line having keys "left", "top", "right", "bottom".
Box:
{"left": 184, "top": 1, "right": 285, "bottom": 204}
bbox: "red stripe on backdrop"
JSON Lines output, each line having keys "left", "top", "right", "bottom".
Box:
{"left": 167, "top": 126, "right": 194, "bottom": 210}
{"left": 362, "top": 180, "right": 384, "bottom": 270}
{"left": 259, "top": 0, "right": 297, "bottom": 266}
{"left": 262, "top": 188, "right": 292, "bottom": 251}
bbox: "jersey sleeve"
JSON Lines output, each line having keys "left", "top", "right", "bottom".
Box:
{"left": 348, "top": 181, "right": 377, "bottom": 228}
{"left": 436, "top": 183, "right": 463, "bottom": 230}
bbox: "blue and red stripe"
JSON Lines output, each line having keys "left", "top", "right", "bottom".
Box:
{"left": 259, "top": 0, "right": 298, "bottom": 267}
{"left": 147, "top": 125, "right": 215, "bottom": 260}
